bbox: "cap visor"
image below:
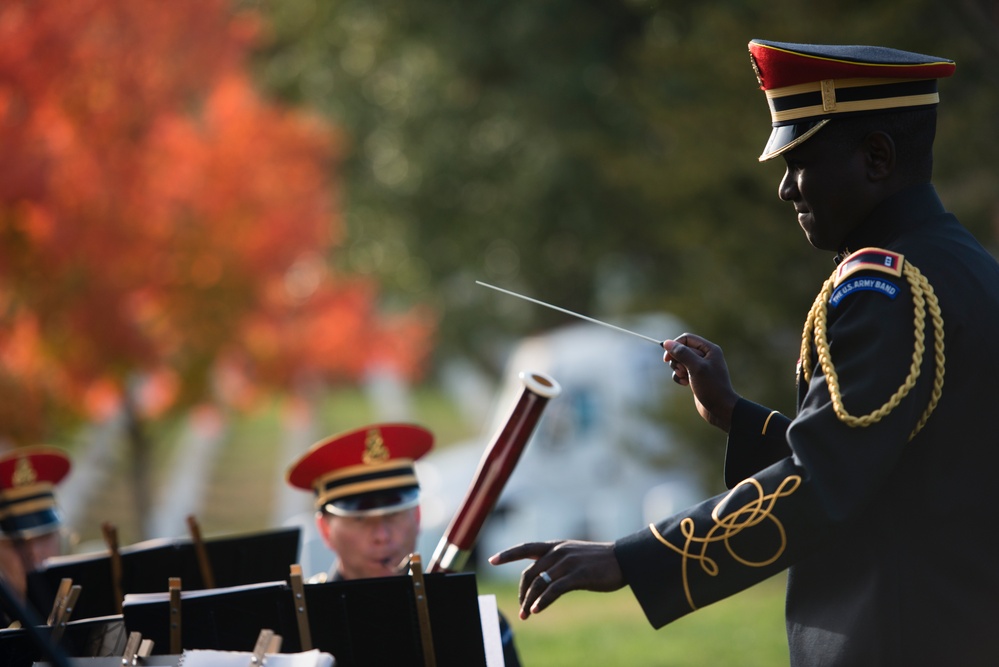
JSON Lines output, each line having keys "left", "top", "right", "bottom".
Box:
{"left": 0, "top": 507, "right": 63, "bottom": 540}
{"left": 324, "top": 487, "right": 420, "bottom": 518}
{"left": 759, "top": 119, "right": 829, "bottom": 161}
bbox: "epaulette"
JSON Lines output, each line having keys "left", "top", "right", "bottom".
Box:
{"left": 834, "top": 247, "right": 904, "bottom": 287}
{"left": 801, "top": 248, "right": 945, "bottom": 440}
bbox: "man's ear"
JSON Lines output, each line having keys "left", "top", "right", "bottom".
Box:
{"left": 315, "top": 511, "right": 334, "bottom": 548}
{"left": 864, "top": 130, "right": 896, "bottom": 181}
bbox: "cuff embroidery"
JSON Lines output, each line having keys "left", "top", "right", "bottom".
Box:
{"left": 648, "top": 474, "right": 801, "bottom": 611}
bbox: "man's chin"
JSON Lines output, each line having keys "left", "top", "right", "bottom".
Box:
{"left": 802, "top": 229, "right": 837, "bottom": 252}
{"left": 369, "top": 559, "right": 406, "bottom": 577}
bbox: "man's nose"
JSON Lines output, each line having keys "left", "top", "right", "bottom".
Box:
{"left": 370, "top": 519, "right": 392, "bottom": 540}
{"left": 778, "top": 169, "right": 797, "bottom": 202}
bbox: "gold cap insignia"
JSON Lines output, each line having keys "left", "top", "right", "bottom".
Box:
{"left": 750, "top": 52, "right": 763, "bottom": 87}
{"left": 13, "top": 457, "right": 37, "bottom": 486}
{"left": 362, "top": 429, "right": 390, "bottom": 465}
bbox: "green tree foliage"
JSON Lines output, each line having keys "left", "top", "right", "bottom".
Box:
{"left": 246, "top": 0, "right": 998, "bottom": 470}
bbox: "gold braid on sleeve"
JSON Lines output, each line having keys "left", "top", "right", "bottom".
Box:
{"left": 800, "top": 260, "right": 945, "bottom": 441}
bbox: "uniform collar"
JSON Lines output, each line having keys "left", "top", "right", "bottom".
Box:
{"left": 836, "top": 183, "right": 945, "bottom": 263}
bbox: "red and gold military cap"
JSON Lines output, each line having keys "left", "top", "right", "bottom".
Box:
{"left": 748, "top": 39, "right": 956, "bottom": 161}
{"left": 286, "top": 424, "right": 433, "bottom": 517}
{"left": 0, "top": 446, "right": 71, "bottom": 539}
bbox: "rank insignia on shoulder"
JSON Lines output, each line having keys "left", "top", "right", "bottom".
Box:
{"left": 835, "top": 247, "right": 904, "bottom": 287}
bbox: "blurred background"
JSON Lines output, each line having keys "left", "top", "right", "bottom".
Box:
{"left": 2, "top": 0, "right": 997, "bottom": 592}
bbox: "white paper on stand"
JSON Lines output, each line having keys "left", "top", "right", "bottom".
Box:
{"left": 178, "top": 648, "right": 334, "bottom": 667}
{"left": 478, "top": 594, "right": 505, "bottom": 667}
{"left": 34, "top": 650, "right": 335, "bottom": 667}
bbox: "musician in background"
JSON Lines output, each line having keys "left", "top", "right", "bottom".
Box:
{"left": 0, "top": 446, "right": 71, "bottom": 622}
{"left": 0, "top": 535, "right": 28, "bottom": 611}
{"left": 286, "top": 423, "right": 522, "bottom": 666}
{"left": 0, "top": 446, "right": 72, "bottom": 580}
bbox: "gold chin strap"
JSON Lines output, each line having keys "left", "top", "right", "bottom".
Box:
{"left": 801, "top": 259, "right": 945, "bottom": 441}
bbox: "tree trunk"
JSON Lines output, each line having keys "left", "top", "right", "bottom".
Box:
{"left": 121, "top": 381, "right": 153, "bottom": 540}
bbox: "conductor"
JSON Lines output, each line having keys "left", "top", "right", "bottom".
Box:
{"left": 491, "top": 39, "right": 999, "bottom": 666}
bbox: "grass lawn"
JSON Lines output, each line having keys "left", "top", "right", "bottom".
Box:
{"left": 478, "top": 573, "right": 790, "bottom": 666}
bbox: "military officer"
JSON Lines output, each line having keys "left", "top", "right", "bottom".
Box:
{"left": 287, "top": 423, "right": 430, "bottom": 583}
{"left": 0, "top": 445, "right": 71, "bottom": 627}
{"left": 491, "top": 39, "right": 999, "bottom": 666}
{"left": 0, "top": 447, "right": 71, "bottom": 590}
{"left": 287, "top": 423, "right": 522, "bottom": 666}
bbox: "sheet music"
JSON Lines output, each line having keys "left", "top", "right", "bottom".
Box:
{"left": 122, "top": 580, "right": 286, "bottom": 605}
{"left": 39, "top": 536, "right": 181, "bottom": 568}
{"left": 32, "top": 660, "right": 180, "bottom": 666}
{"left": 32, "top": 650, "right": 335, "bottom": 666}
{"left": 39, "top": 526, "right": 301, "bottom": 569}
{"left": 478, "top": 594, "right": 505, "bottom": 667}
{"left": 178, "top": 648, "right": 335, "bottom": 666}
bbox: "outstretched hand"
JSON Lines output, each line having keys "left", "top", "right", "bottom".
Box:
{"left": 488, "top": 540, "right": 624, "bottom": 619}
{"left": 663, "top": 333, "right": 740, "bottom": 432}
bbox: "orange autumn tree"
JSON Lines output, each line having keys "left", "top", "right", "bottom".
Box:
{"left": 0, "top": 0, "right": 434, "bottom": 523}
{"left": 226, "top": 270, "right": 436, "bottom": 403}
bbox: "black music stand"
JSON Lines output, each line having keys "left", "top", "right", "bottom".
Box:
{"left": 0, "top": 594, "right": 122, "bottom": 667}
{"left": 26, "top": 526, "right": 301, "bottom": 621}
{"left": 120, "top": 572, "right": 488, "bottom": 667}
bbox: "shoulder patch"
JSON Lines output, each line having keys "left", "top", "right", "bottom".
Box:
{"left": 829, "top": 276, "right": 900, "bottom": 307}
{"left": 835, "top": 247, "right": 904, "bottom": 287}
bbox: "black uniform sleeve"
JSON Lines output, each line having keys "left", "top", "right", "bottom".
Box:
{"left": 614, "top": 262, "right": 933, "bottom": 629}
{"left": 724, "top": 398, "right": 792, "bottom": 489}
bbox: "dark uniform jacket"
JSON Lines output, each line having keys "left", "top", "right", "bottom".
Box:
{"left": 615, "top": 184, "right": 999, "bottom": 666}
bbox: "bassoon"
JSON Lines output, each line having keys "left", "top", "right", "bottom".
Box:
{"left": 427, "top": 370, "right": 562, "bottom": 574}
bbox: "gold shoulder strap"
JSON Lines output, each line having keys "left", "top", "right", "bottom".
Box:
{"left": 801, "top": 256, "right": 945, "bottom": 440}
